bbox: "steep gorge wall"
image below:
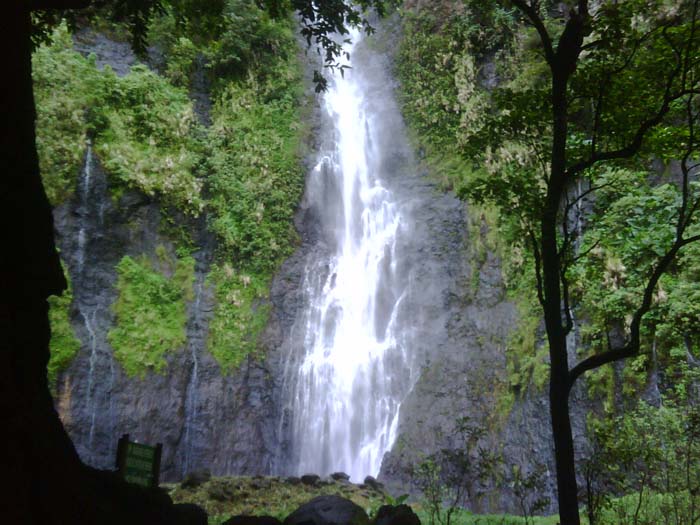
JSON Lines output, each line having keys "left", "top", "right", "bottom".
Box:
{"left": 46, "top": 9, "right": 577, "bottom": 511}
{"left": 53, "top": 175, "right": 279, "bottom": 480}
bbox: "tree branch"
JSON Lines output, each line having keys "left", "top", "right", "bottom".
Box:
{"left": 566, "top": 88, "right": 690, "bottom": 177}
{"left": 571, "top": 238, "right": 600, "bottom": 264}
{"left": 567, "top": 23, "right": 692, "bottom": 177}
{"left": 529, "top": 228, "right": 545, "bottom": 307}
{"left": 511, "top": 0, "right": 555, "bottom": 65}
{"left": 568, "top": 223, "right": 700, "bottom": 391}
{"left": 563, "top": 180, "right": 611, "bottom": 218}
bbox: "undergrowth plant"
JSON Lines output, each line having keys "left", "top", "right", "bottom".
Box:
{"left": 47, "top": 267, "right": 81, "bottom": 388}
{"left": 107, "top": 250, "right": 194, "bottom": 377}
{"left": 584, "top": 398, "right": 700, "bottom": 525}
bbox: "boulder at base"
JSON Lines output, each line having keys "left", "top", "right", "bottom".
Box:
{"left": 284, "top": 495, "right": 370, "bottom": 525}
{"left": 372, "top": 505, "right": 421, "bottom": 525}
{"left": 181, "top": 471, "right": 212, "bottom": 490}
{"left": 171, "top": 503, "right": 209, "bottom": 525}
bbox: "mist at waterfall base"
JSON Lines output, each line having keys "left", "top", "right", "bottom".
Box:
{"left": 280, "top": 30, "right": 418, "bottom": 483}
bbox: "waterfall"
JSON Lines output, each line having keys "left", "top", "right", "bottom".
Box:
{"left": 83, "top": 308, "right": 99, "bottom": 448}
{"left": 71, "top": 141, "right": 116, "bottom": 467}
{"left": 284, "top": 30, "right": 414, "bottom": 482}
{"left": 182, "top": 272, "right": 205, "bottom": 476}
{"left": 76, "top": 143, "right": 93, "bottom": 276}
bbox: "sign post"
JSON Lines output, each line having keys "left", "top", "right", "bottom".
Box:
{"left": 116, "top": 434, "right": 162, "bottom": 488}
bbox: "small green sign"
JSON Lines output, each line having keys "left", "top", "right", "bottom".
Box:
{"left": 116, "top": 434, "right": 162, "bottom": 488}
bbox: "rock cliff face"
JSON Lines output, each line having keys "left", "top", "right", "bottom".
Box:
{"left": 376, "top": 215, "right": 591, "bottom": 512}
{"left": 53, "top": 30, "right": 280, "bottom": 481}
{"left": 52, "top": 147, "right": 281, "bottom": 480}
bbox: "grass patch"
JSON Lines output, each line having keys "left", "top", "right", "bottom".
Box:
{"left": 206, "top": 264, "right": 270, "bottom": 372}
{"left": 413, "top": 507, "right": 561, "bottom": 525}
{"left": 107, "top": 249, "right": 194, "bottom": 377}
{"left": 47, "top": 270, "right": 81, "bottom": 388}
{"left": 167, "top": 476, "right": 385, "bottom": 523}
{"left": 166, "top": 475, "right": 563, "bottom": 525}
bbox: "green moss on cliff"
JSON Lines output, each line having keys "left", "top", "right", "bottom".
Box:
{"left": 33, "top": 26, "right": 96, "bottom": 204}
{"left": 47, "top": 271, "right": 81, "bottom": 387}
{"left": 201, "top": 63, "right": 304, "bottom": 371}
{"left": 207, "top": 264, "right": 270, "bottom": 372}
{"left": 172, "top": 7, "right": 304, "bottom": 371}
{"left": 95, "top": 65, "right": 205, "bottom": 214}
{"left": 207, "top": 80, "right": 304, "bottom": 274}
{"left": 396, "top": 4, "right": 545, "bottom": 411}
{"left": 107, "top": 250, "right": 194, "bottom": 377}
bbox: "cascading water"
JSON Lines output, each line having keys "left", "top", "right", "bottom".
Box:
{"left": 283, "top": 30, "right": 415, "bottom": 482}
{"left": 76, "top": 142, "right": 93, "bottom": 276}
{"left": 182, "top": 272, "right": 205, "bottom": 476}
{"left": 71, "top": 141, "right": 116, "bottom": 467}
{"left": 82, "top": 308, "right": 100, "bottom": 447}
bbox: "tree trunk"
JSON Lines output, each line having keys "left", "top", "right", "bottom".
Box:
{"left": 1, "top": 3, "right": 207, "bottom": 524}
{"left": 1, "top": 4, "right": 85, "bottom": 522}
{"left": 543, "top": 74, "right": 581, "bottom": 524}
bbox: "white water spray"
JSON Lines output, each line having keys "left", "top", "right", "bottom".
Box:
{"left": 287, "top": 31, "right": 412, "bottom": 482}
{"left": 76, "top": 143, "right": 93, "bottom": 276}
{"left": 82, "top": 308, "right": 99, "bottom": 448}
{"left": 182, "top": 273, "right": 205, "bottom": 475}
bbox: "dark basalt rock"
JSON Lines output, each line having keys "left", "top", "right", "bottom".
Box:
{"left": 363, "top": 476, "right": 384, "bottom": 492}
{"left": 171, "top": 503, "right": 209, "bottom": 525}
{"left": 331, "top": 472, "right": 350, "bottom": 482}
{"left": 181, "top": 470, "right": 212, "bottom": 489}
{"left": 301, "top": 473, "right": 321, "bottom": 486}
{"left": 284, "top": 496, "right": 370, "bottom": 525}
{"left": 372, "top": 505, "right": 420, "bottom": 525}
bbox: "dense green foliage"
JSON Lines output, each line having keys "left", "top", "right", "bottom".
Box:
{"left": 396, "top": 0, "right": 700, "bottom": 404}
{"left": 584, "top": 398, "right": 700, "bottom": 524}
{"left": 206, "top": 66, "right": 304, "bottom": 274}
{"left": 147, "top": 1, "right": 306, "bottom": 370}
{"left": 33, "top": 24, "right": 204, "bottom": 212}
{"left": 95, "top": 64, "right": 205, "bottom": 214}
{"left": 573, "top": 169, "right": 700, "bottom": 410}
{"left": 206, "top": 264, "right": 270, "bottom": 372}
{"left": 397, "top": 1, "right": 700, "bottom": 522}
{"left": 33, "top": 26, "right": 96, "bottom": 204}
{"left": 107, "top": 250, "right": 194, "bottom": 377}
{"left": 36, "top": 0, "right": 308, "bottom": 375}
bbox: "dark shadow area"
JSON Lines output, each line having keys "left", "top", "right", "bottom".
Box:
{"left": 1, "top": 2, "right": 205, "bottom": 523}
